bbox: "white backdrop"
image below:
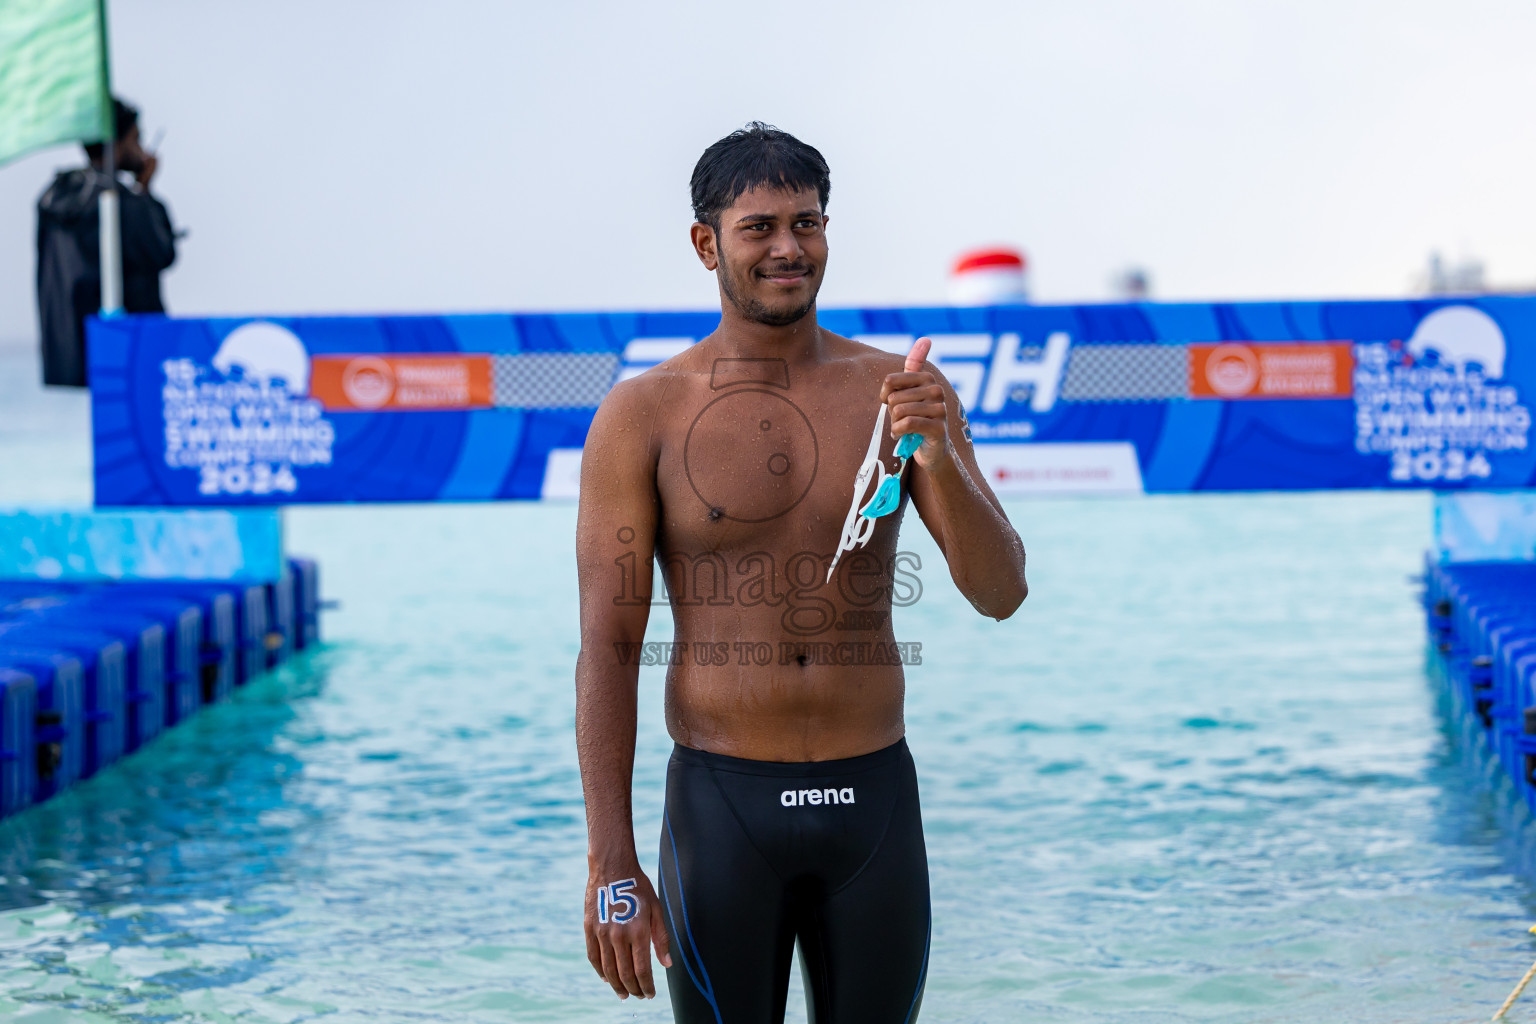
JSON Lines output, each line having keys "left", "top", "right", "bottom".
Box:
{"left": 2, "top": 0, "right": 1534, "bottom": 343}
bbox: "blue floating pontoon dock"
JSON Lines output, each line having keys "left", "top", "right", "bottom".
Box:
{"left": 1424, "top": 494, "right": 1536, "bottom": 813}
{"left": 1426, "top": 559, "right": 1536, "bottom": 803}
{"left": 0, "top": 509, "right": 323, "bottom": 821}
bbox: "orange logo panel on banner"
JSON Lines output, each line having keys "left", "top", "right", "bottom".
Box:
{"left": 1189, "top": 342, "right": 1354, "bottom": 399}
{"left": 310, "top": 355, "right": 493, "bottom": 411}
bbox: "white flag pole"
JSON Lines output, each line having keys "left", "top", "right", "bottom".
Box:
{"left": 99, "top": 131, "right": 122, "bottom": 315}
{"left": 96, "top": 0, "right": 121, "bottom": 316}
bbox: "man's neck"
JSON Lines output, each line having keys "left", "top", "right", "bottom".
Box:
{"left": 711, "top": 304, "right": 825, "bottom": 367}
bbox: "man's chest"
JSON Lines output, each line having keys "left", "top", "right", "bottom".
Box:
{"left": 653, "top": 381, "right": 892, "bottom": 552}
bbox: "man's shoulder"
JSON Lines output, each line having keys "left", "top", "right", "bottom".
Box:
{"left": 823, "top": 331, "right": 909, "bottom": 377}
{"left": 600, "top": 362, "right": 689, "bottom": 404}
{"left": 589, "top": 363, "right": 695, "bottom": 439}
{"left": 37, "top": 168, "right": 98, "bottom": 219}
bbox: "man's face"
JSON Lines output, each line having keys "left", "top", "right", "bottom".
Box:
{"left": 699, "top": 186, "right": 828, "bottom": 328}
{"left": 115, "top": 124, "right": 147, "bottom": 175}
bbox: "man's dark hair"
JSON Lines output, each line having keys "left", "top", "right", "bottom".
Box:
{"left": 690, "top": 122, "right": 830, "bottom": 230}
{"left": 83, "top": 97, "right": 139, "bottom": 161}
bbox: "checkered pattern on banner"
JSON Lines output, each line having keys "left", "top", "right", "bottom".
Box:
{"left": 1059, "top": 344, "right": 1188, "bottom": 402}
{"left": 491, "top": 353, "right": 620, "bottom": 408}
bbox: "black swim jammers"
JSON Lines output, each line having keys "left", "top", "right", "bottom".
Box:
{"left": 657, "top": 738, "right": 931, "bottom": 1023}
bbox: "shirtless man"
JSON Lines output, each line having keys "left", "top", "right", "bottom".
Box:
{"left": 575, "top": 122, "right": 1028, "bottom": 1023}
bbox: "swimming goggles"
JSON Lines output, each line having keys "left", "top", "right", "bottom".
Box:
{"left": 825, "top": 403, "right": 923, "bottom": 583}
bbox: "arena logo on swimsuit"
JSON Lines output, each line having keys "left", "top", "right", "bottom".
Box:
{"left": 781, "top": 787, "right": 856, "bottom": 807}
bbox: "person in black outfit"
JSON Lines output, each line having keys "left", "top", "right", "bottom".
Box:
{"left": 35, "top": 97, "right": 177, "bottom": 387}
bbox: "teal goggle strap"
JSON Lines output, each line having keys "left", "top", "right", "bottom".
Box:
{"left": 825, "top": 403, "right": 922, "bottom": 583}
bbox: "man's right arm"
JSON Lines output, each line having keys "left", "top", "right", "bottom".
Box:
{"left": 574, "top": 376, "right": 672, "bottom": 1000}
{"left": 118, "top": 188, "right": 176, "bottom": 274}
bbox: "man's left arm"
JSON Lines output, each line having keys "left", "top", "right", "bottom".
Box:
{"left": 888, "top": 337, "right": 1028, "bottom": 620}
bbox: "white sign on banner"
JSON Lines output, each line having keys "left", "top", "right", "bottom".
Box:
{"left": 970, "top": 442, "right": 1145, "bottom": 496}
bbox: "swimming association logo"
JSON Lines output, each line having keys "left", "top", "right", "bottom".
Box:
{"left": 1203, "top": 344, "right": 1261, "bottom": 397}
{"left": 1353, "top": 304, "right": 1528, "bottom": 485}
{"left": 162, "top": 320, "right": 335, "bottom": 498}
{"left": 1189, "top": 342, "right": 1352, "bottom": 400}
{"left": 339, "top": 357, "right": 396, "bottom": 409}
{"left": 211, "top": 321, "right": 311, "bottom": 394}
{"left": 1406, "top": 304, "right": 1506, "bottom": 379}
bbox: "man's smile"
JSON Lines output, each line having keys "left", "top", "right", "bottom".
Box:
{"left": 758, "top": 265, "right": 811, "bottom": 285}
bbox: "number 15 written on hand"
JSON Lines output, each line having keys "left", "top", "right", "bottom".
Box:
{"left": 596, "top": 878, "right": 639, "bottom": 924}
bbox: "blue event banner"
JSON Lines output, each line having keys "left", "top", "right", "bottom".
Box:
{"left": 88, "top": 298, "right": 1536, "bottom": 506}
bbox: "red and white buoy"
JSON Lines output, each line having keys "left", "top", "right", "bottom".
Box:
{"left": 949, "top": 247, "right": 1029, "bottom": 306}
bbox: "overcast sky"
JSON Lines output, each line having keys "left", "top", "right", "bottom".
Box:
{"left": 1, "top": 0, "right": 1533, "bottom": 341}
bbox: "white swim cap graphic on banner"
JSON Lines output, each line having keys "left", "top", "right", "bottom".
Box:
{"left": 212, "top": 321, "right": 312, "bottom": 395}
{"left": 1407, "top": 305, "right": 1506, "bottom": 380}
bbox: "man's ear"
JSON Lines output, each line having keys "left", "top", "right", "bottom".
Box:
{"left": 690, "top": 222, "right": 719, "bottom": 271}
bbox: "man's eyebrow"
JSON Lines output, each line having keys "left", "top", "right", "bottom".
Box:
{"left": 732, "top": 209, "right": 823, "bottom": 226}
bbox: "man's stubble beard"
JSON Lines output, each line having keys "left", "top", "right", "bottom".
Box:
{"left": 717, "top": 245, "right": 821, "bottom": 328}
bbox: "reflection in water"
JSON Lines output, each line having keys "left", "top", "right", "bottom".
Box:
{"left": 0, "top": 657, "right": 331, "bottom": 1019}
{"left": 1425, "top": 657, "right": 1536, "bottom": 886}
{"left": 0, "top": 659, "right": 329, "bottom": 911}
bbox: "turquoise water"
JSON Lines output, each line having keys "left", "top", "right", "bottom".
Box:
{"left": 3, "top": 339, "right": 1536, "bottom": 1023}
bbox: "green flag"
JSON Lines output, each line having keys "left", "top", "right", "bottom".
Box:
{"left": 0, "top": 0, "right": 111, "bottom": 167}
